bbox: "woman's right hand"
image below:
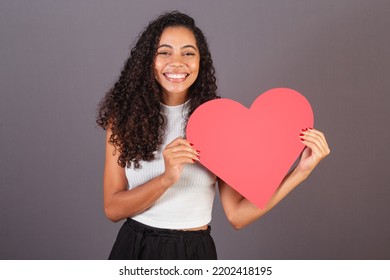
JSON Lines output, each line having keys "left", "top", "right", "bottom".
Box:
{"left": 161, "top": 137, "right": 200, "bottom": 186}
{"left": 104, "top": 133, "right": 199, "bottom": 222}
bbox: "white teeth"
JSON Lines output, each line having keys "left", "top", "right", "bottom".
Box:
{"left": 165, "top": 73, "right": 187, "bottom": 79}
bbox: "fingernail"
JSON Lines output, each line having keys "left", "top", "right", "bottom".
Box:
{"left": 196, "top": 155, "right": 201, "bottom": 160}
{"left": 300, "top": 138, "right": 305, "bottom": 141}
{"left": 308, "top": 127, "right": 313, "bottom": 130}
{"left": 190, "top": 143, "right": 194, "bottom": 146}
{"left": 299, "top": 133, "right": 304, "bottom": 136}
{"left": 192, "top": 159, "right": 196, "bottom": 163}
{"left": 196, "top": 150, "right": 201, "bottom": 154}
{"left": 301, "top": 128, "right": 307, "bottom": 132}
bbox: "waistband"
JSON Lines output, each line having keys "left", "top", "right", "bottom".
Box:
{"left": 126, "top": 218, "right": 211, "bottom": 237}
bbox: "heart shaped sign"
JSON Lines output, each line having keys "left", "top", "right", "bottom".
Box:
{"left": 186, "top": 88, "right": 314, "bottom": 208}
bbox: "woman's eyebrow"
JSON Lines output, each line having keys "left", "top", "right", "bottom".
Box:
{"left": 157, "top": 44, "right": 198, "bottom": 51}
{"left": 157, "top": 44, "right": 173, "bottom": 49}
{"left": 181, "top": 45, "right": 198, "bottom": 51}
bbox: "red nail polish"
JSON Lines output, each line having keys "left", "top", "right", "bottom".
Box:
{"left": 299, "top": 133, "right": 304, "bottom": 136}
{"left": 300, "top": 138, "right": 305, "bottom": 141}
{"left": 196, "top": 155, "right": 201, "bottom": 159}
{"left": 190, "top": 143, "right": 194, "bottom": 146}
{"left": 308, "top": 127, "right": 313, "bottom": 130}
{"left": 196, "top": 150, "right": 201, "bottom": 154}
{"left": 301, "top": 128, "right": 307, "bottom": 132}
{"left": 192, "top": 159, "right": 196, "bottom": 163}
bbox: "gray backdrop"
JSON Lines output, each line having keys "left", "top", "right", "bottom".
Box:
{"left": 1, "top": 0, "right": 389, "bottom": 259}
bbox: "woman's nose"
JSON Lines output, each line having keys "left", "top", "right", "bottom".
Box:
{"left": 169, "top": 54, "right": 184, "bottom": 67}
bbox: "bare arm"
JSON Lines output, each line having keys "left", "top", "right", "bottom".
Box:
{"left": 219, "top": 128, "right": 330, "bottom": 229}
{"left": 103, "top": 129, "right": 199, "bottom": 222}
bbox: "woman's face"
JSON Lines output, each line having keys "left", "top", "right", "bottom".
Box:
{"left": 154, "top": 26, "right": 200, "bottom": 105}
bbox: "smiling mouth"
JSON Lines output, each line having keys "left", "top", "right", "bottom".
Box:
{"left": 163, "top": 73, "right": 189, "bottom": 81}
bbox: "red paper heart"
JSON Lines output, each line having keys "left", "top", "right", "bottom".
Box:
{"left": 186, "top": 88, "right": 314, "bottom": 208}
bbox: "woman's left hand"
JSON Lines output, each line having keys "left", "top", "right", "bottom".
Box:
{"left": 297, "top": 128, "right": 330, "bottom": 176}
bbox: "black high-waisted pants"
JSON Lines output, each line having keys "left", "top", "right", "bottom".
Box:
{"left": 108, "top": 218, "right": 217, "bottom": 260}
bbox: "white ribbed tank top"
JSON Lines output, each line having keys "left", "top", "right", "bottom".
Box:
{"left": 125, "top": 101, "right": 217, "bottom": 229}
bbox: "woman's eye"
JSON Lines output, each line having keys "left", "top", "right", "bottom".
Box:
{"left": 183, "top": 52, "right": 195, "bottom": 56}
{"left": 157, "top": 51, "right": 170, "bottom": 56}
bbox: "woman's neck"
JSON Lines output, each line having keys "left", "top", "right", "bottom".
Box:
{"left": 162, "top": 92, "right": 189, "bottom": 106}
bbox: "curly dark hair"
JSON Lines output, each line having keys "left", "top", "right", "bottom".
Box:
{"left": 96, "top": 11, "right": 219, "bottom": 169}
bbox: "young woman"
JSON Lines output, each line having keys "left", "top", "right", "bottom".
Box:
{"left": 96, "top": 11, "right": 330, "bottom": 260}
